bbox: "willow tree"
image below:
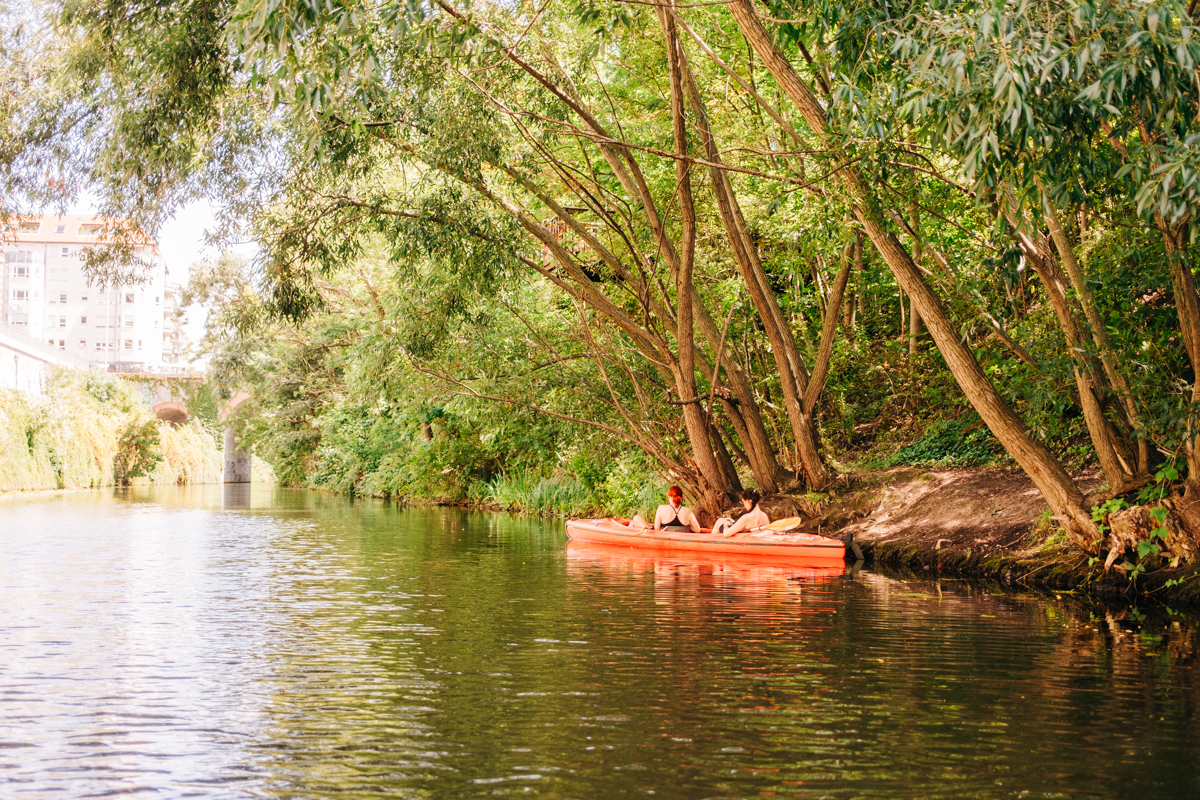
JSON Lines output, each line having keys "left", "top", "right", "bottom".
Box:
{"left": 680, "top": 0, "right": 1101, "bottom": 542}
{"left": 8, "top": 0, "right": 882, "bottom": 516}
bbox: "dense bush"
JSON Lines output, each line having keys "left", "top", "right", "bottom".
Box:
{"left": 0, "top": 368, "right": 222, "bottom": 492}
{"left": 113, "top": 418, "right": 164, "bottom": 484}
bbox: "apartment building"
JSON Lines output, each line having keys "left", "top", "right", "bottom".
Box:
{"left": 2, "top": 215, "right": 174, "bottom": 369}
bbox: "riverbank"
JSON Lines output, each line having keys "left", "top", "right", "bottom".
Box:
{"left": 393, "top": 463, "right": 1200, "bottom": 605}
{"left": 783, "top": 466, "right": 1200, "bottom": 606}
{"left": 0, "top": 369, "right": 223, "bottom": 492}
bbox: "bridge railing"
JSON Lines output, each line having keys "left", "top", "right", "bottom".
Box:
{"left": 107, "top": 362, "right": 206, "bottom": 380}
{"left": 0, "top": 321, "right": 93, "bottom": 368}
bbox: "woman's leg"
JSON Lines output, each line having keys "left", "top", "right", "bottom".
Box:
{"left": 629, "top": 514, "right": 651, "bottom": 529}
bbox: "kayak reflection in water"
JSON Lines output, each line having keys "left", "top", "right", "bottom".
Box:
{"left": 713, "top": 488, "right": 770, "bottom": 537}
{"left": 628, "top": 485, "right": 702, "bottom": 532}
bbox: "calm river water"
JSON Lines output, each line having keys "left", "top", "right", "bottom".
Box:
{"left": 1, "top": 485, "right": 1197, "bottom": 798}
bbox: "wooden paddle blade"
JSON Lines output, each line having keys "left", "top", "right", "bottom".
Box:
{"left": 763, "top": 516, "right": 802, "bottom": 532}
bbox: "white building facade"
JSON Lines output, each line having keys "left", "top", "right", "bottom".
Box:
{"left": 2, "top": 215, "right": 175, "bottom": 370}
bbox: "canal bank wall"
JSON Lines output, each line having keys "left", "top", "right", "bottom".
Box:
{"left": 0, "top": 367, "right": 224, "bottom": 493}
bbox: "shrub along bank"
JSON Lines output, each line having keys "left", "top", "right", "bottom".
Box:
{"left": 0, "top": 368, "right": 222, "bottom": 493}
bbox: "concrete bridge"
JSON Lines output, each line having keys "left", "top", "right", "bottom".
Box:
{"left": 128, "top": 375, "right": 254, "bottom": 484}
{"left": 219, "top": 392, "right": 252, "bottom": 484}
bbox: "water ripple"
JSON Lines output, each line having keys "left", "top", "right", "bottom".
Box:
{"left": 1, "top": 486, "right": 1197, "bottom": 798}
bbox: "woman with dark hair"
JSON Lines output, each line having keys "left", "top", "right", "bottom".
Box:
{"left": 714, "top": 488, "right": 770, "bottom": 537}
{"left": 629, "top": 485, "right": 701, "bottom": 533}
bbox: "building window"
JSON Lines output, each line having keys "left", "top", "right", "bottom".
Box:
{"left": 79, "top": 224, "right": 101, "bottom": 236}
{"left": 124, "top": 339, "right": 133, "bottom": 350}
{"left": 55, "top": 225, "right": 66, "bottom": 234}
{"left": 59, "top": 294, "right": 67, "bottom": 303}
{"left": 125, "top": 319, "right": 133, "bottom": 327}
{"left": 155, "top": 296, "right": 160, "bottom": 304}
{"left": 80, "top": 316, "right": 87, "bottom": 324}
{"left": 13, "top": 290, "right": 28, "bottom": 301}
{"left": 59, "top": 317, "right": 66, "bottom": 328}
{"left": 81, "top": 294, "right": 87, "bottom": 302}
{"left": 78, "top": 340, "right": 86, "bottom": 349}
{"left": 137, "top": 340, "right": 143, "bottom": 349}
{"left": 61, "top": 247, "right": 69, "bottom": 256}
{"left": 58, "top": 340, "right": 65, "bottom": 349}
{"left": 94, "top": 342, "right": 102, "bottom": 351}
{"left": 13, "top": 266, "right": 29, "bottom": 278}
{"left": 48, "top": 338, "right": 55, "bottom": 345}
{"left": 125, "top": 293, "right": 134, "bottom": 304}
{"left": 19, "top": 220, "right": 39, "bottom": 232}
{"left": 7, "top": 250, "right": 33, "bottom": 263}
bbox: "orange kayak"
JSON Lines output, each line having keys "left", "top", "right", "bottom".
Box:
{"left": 565, "top": 539, "right": 847, "bottom": 581}
{"left": 564, "top": 517, "right": 846, "bottom": 561}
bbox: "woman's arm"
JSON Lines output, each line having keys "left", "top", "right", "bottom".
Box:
{"left": 722, "top": 514, "right": 750, "bottom": 537}
{"left": 722, "top": 510, "right": 768, "bottom": 537}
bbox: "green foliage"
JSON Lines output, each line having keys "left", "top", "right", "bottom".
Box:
{"left": 1139, "top": 463, "right": 1181, "bottom": 505}
{"left": 0, "top": 368, "right": 221, "bottom": 492}
{"left": 15, "top": 0, "right": 1200, "bottom": 554}
{"left": 1091, "top": 497, "right": 1130, "bottom": 537}
{"left": 474, "top": 472, "right": 593, "bottom": 517}
{"left": 878, "top": 415, "right": 998, "bottom": 468}
{"left": 113, "top": 418, "right": 163, "bottom": 484}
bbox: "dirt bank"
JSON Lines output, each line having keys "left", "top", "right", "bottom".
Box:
{"left": 759, "top": 466, "right": 1200, "bottom": 605}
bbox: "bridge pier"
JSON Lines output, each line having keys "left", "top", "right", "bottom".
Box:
{"left": 223, "top": 426, "right": 252, "bottom": 483}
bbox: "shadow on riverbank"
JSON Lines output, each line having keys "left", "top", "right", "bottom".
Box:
{"left": 779, "top": 466, "right": 1200, "bottom": 606}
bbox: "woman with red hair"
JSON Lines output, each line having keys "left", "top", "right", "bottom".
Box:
{"left": 629, "top": 486, "right": 701, "bottom": 532}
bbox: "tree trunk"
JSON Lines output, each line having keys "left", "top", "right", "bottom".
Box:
{"left": 1159, "top": 220, "right": 1200, "bottom": 494}
{"left": 908, "top": 199, "right": 924, "bottom": 354}
{"left": 662, "top": 8, "right": 727, "bottom": 521}
{"left": 1011, "top": 225, "right": 1136, "bottom": 493}
{"left": 679, "top": 43, "right": 827, "bottom": 489}
{"left": 694, "top": 303, "right": 785, "bottom": 493}
{"left": 711, "top": 421, "right": 743, "bottom": 496}
{"left": 727, "top": 0, "right": 1098, "bottom": 543}
{"left": 804, "top": 253, "right": 852, "bottom": 416}
{"left": 1038, "top": 183, "right": 1147, "bottom": 474}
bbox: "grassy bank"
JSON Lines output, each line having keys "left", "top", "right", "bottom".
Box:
{"left": 0, "top": 368, "right": 223, "bottom": 493}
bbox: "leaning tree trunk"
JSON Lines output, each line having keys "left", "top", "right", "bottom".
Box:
{"left": 908, "top": 199, "right": 924, "bottom": 355}
{"left": 679, "top": 47, "right": 828, "bottom": 490}
{"left": 1010, "top": 222, "right": 1137, "bottom": 494}
{"left": 1159, "top": 220, "right": 1200, "bottom": 496}
{"left": 662, "top": 8, "right": 729, "bottom": 520}
{"left": 726, "top": 0, "right": 1099, "bottom": 544}
{"left": 502, "top": 165, "right": 784, "bottom": 493}
{"left": 1037, "top": 182, "right": 1147, "bottom": 474}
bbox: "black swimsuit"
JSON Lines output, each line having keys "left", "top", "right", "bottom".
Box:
{"left": 662, "top": 506, "right": 689, "bottom": 532}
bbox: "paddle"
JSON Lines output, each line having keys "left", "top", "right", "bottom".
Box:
{"left": 750, "top": 516, "right": 803, "bottom": 533}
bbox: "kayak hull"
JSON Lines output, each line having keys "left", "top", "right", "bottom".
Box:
{"left": 564, "top": 517, "right": 846, "bottom": 561}
{"left": 566, "top": 539, "right": 846, "bottom": 579}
